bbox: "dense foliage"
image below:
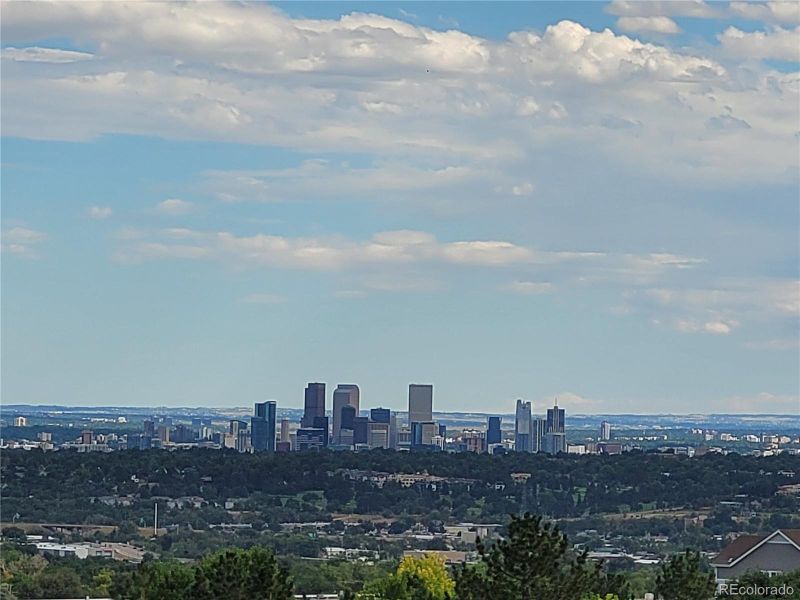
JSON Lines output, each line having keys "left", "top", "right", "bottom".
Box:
{"left": 2, "top": 448, "right": 797, "bottom": 527}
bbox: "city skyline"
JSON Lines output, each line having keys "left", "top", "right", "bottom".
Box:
{"left": 2, "top": 1, "right": 798, "bottom": 414}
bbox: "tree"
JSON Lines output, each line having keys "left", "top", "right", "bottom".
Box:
{"left": 191, "top": 546, "right": 293, "bottom": 600}
{"left": 112, "top": 560, "right": 194, "bottom": 600}
{"left": 655, "top": 550, "right": 715, "bottom": 600}
{"left": 726, "top": 569, "right": 800, "bottom": 600}
{"left": 396, "top": 555, "right": 455, "bottom": 600}
{"left": 454, "top": 513, "right": 618, "bottom": 600}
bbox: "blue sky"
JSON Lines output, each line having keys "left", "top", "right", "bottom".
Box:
{"left": 2, "top": 1, "right": 798, "bottom": 414}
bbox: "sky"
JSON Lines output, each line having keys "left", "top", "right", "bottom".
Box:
{"left": 2, "top": 1, "right": 799, "bottom": 414}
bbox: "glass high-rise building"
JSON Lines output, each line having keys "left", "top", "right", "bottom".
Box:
{"left": 251, "top": 401, "right": 276, "bottom": 452}
{"left": 370, "top": 407, "right": 391, "bottom": 424}
{"left": 487, "top": 416, "right": 502, "bottom": 445}
{"left": 302, "top": 382, "right": 326, "bottom": 428}
{"left": 546, "top": 402, "right": 565, "bottom": 434}
{"left": 514, "top": 399, "right": 532, "bottom": 452}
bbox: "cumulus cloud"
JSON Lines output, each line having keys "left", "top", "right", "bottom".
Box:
{"left": 718, "top": 26, "right": 800, "bottom": 61}
{"left": 155, "top": 198, "right": 194, "bottom": 216}
{"left": 728, "top": 2, "right": 800, "bottom": 26}
{"left": 1, "top": 226, "right": 47, "bottom": 257}
{"left": 87, "top": 206, "right": 112, "bottom": 219}
{"left": 2, "top": 2, "right": 794, "bottom": 185}
{"left": 616, "top": 16, "right": 681, "bottom": 35}
{"left": 1, "top": 46, "right": 93, "bottom": 63}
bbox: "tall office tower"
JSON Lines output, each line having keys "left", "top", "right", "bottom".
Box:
{"left": 333, "top": 384, "right": 360, "bottom": 443}
{"left": 353, "top": 416, "right": 370, "bottom": 445}
{"left": 251, "top": 401, "right": 277, "bottom": 452}
{"left": 543, "top": 432, "right": 566, "bottom": 455}
{"left": 532, "top": 417, "right": 547, "bottom": 453}
{"left": 302, "top": 382, "right": 326, "bottom": 428}
{"left": 546, "top": 400, "right": 565, "bottom": 434}
{"left": 487, "top": 416, "right": 502, "bottom": 445}
{"left": 408, "top": 384, "right": 433, "bottom": 425}
{"left": 514, "top": 399, "right": 532, "bottom": 452}
{"left": 368, "top": 422, "right": 390, "bottom": 449}
{"left": 411, "top": 421, "right": 436, "bottom": 446}
{"left": 312, "top": 416, "right": 330, "bottom": 447}
{"left": 81, "top": 430, "right": 94, "bottom": 445}
{"left": 370, "top": 407, "right": 391, "bottom": 424}
{"left": 229, "top": 420, "right": 247, "bottom": 437}
{"left": 438, "top": 423, "right": 447, "bottom": 438}
{"left": 143, "top": 419, "right": 155, "bottom": 438}
{"left": 235, "top": 428, "right": 250, "bottom": 453}
{"left": 296, "top": 428, "right": 326, "bottom": 451}
{"left": 389, "top": 413, "right": 398, "bottom": 449}
{"left": 280, "top": 419, "right": 290, "bottom": 443}
{"left": 340, "top": 405, "right": 356, "bottom": 430}
{"left": 600, "top": 421, "right": 611, "bottom": 441}
{"left": 157, "top": 425, "right": 170, "bottom": 444}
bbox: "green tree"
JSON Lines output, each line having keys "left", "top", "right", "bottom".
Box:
{"left": 191, "top": 546, "right": 292, "bottom": 600}
{"left": 655, "top": 550, "right": 715, "bottom": 600}
{"left": 454, "top": 513, "right": 619, "bottom": 600}
{"left": 727, "top": 569, "right": 800, "bottom": 599}
{"left": 113, "top": 560, "right": 194, "bottom": 600}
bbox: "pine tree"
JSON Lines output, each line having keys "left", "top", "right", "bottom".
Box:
{"left": 655, "top": 550, "right": 715, "bottom": 600}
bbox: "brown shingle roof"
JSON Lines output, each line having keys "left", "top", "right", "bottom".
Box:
{"left": 711, "top": 534, "right": 765, "bottom": 566}
{"left": 712, "top": 529, "right": 800, "bottom": 566}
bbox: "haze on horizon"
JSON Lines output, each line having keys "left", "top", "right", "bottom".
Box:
{"left": 1, "top": 1, "right": 799, "bottom": 414}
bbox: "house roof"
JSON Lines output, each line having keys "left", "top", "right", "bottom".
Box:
{"left": 712, "top": 529, "right": 800, "bottom": 567}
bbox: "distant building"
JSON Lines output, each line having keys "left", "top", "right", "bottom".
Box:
{"left": 302, "top": 382, "right": 326, "bottom": 428}
{"left": 486, "top": 416, "right": 502, "bottom": 445}
{"left": 408, "top": 384, "right": 433, "bottom": 425}
{"left": 332, "top": 385, "right": 360, "bottom": 443}
{"left": 280, "top": 418, "right": 290, "bottom": 443}
{"left": 229, "top": 420, "right": 247, "bottom": 437}
{"left": 312, "top": 415, "right": 330, "bottom": 447}
{"left": 532, "top": 417, "right": 546, "bottom": 453}
{"left": 13, "top": 416, "right": 27, "bottom": 427}
{"left": 368, "top": 422, "right": 390, "bottom": 449}
{"left": 514, "top": 400, "right": 531, "bottom": 452}
{"left": 462, "top": 429, "right": 486, "bottom": 453}
{"left": 251, "top": 401, "right": 277, "bottom": 452}
{"left": 143, "top": 419, "right": 155, "bottom": 438}
{"left": 353, "top": 416, "right": 369, "bottom": 445}
{"left": 81, "top": 430, "right": 94, "bottom": 445}
{"left": 296, "top": 427, "right": 327, "bottom": 451}
{"left": 37, "top": 432, "right": 52, "bottom": 442}
{"left": 711, "top": 529, "right": 800, "bottom": 587}
{"left": 411, "top": 421, "right": 436, "bottom": 447}
{"left": 546, "top": 401, "right": 565, "bottom": 435}
{"left": 172, "top": 424, "right": 194, "bottom": 444}
{"left": 600, "top": 421, "right": 611, "bottom": 441}
{"left": 370, "top": 407, "right": 391, "bottom": 424}
{"left": 389, "top": 413, "right": 399, "bottom": 449}
{"left": 543, "top": 432, "right": 566, "bottom": 455}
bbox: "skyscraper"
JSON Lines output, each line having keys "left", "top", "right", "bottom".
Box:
{"left": 332, "top": 384, "right": 360, "bottom": 443}
{"left": 370, "top": 407, "right": 391, "bottom": 424}
{"left": 514, "top": 399, "right": 532, "bottom": 452}
{"left": 487, "top": 416, "right": 502, "bottom": 445}
{"left": 600, "top": 421, "right": 611, "bottom": 441}
{"left": 280, "top": 418, "right": 290, "bottom": 443}
{"left": 312, "top": 416, "right": 329, "bottom": 447}
{"left": 353, "top": 416, "right": 369, "bottom": 445}
{"left": 251, "top": 401, "right": 277, "bottom": 452}
{"left": 544, "top": 400, "right": 566, "bottom": 455}
{"left": 408, "top": 384, "right": 433, "bottom": 425}
{"left": 302, "top": 382, "right": 326, "bottom": 428}
{"left": 546, "top": 400, "right": 565, "bottom": 434}
{"left": 532, "top": 417, "right": 547, "bottom": 453}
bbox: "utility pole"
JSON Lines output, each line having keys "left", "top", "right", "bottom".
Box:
{"left": 154, "top": 502, "right": 158, "bottom": 537}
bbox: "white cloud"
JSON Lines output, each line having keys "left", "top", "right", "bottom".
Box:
{"left": 718, "top": 26, "right": 800, "bottom": 61}
{"left": 675, "top": 318, "right": 738, "bottom": 335}
{"left": 240, "top": 293, "right": 287, "bottom": 304}
{"left": 728, "top": 2, "right": 800, "bottom": 26}
{"left": 1, "top": 46, "right": 93, "bottom": 63}
{"left": 607, "top": 1, "right": 717, "bottom": 18}
{"left": 1, "top": 226, "right": 47, "bottom": 257}
{"left": 743, "top": 338, "right": 799, "bottom": 351}
{"left": 87, "top": 205, "right": 112, "bottom": 219}
{"left": 504, "top": 281, "right": 554, "bottom": 295}
{"left": 3, "top": 3, "right": 795, "bottom": 185}
{"left": 616, "top": 16, "right": 681, "bottom": 35}
{"left": 155, "top": 198, "right": 194, "bottom": 216}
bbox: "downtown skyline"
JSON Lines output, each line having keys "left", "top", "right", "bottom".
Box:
{"left": 2, "top": 1, "right": 799, "bottom": 414}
